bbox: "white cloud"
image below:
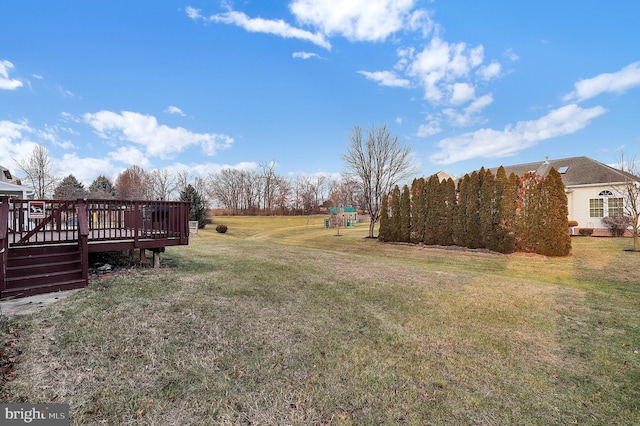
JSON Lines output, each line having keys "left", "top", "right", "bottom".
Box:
{"left": 109, "top": 146, "right": 152, "bottom": 168}
{"left": 290, "top": 0, "right": 422, "bottom": 42}
{"left": 58, "top": 153, "right": 120, "bottom": 186}
{"left": 203, "top": 161, "right": 259, "bottom": 175}
{"left": 449, "top": 82, "right": 475, "bottom": 105}
{"left": 443, "top": 93, "right": 494, "bottom": 126}
{"left": 185, "top": 6, "right": 202, "bottom": 20}
{"left": 0, "top": 120, "right": 38, "bottom": 166}
{"left": 206, "top": 10, "right": 331, "bottom": 50}
{"left": 477, "top": 61, "right": 502, "bottom": 81}
{"left": 504, "top": 48, "right": 519, "bottom": 62}
{"left": 563, "top": 61, "right": 640, "bottom": 102}
{"left": 293, "top": 51, "right": 321, "bottom": 59}
{"left": 430, "top": 104, "right": 607, "bottom": 164}
{"left": 402, "top": 36, "right": 486, "bottom": 103}
{"left": 39, "top": 124, "right": 76, "bottom": 150}
{"left": 357, "top": 70, "right": 411, "bottom": 88}
{"left": 58, "top": 86, "right": 76, "bottom": 97}
{"left": 395, "top": 117, "right": 403, "bottom": 124}
{"left": 166, "top": 105, "right": 186, "bottom": 116}
{"left": 417, "top": 117, "right": 442, "bottom": 137}
{"left": 0, "top": 60, "right": 23, "bottom": 90}
{"left": 83, "top": 110, "right": 234, "bottom": 159}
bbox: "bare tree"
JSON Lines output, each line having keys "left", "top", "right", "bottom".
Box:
{"left": 328, "top": 174, "right": 362, "bottom": 209}
{"left": 260, "top": 161, "right": 279, "bottom": 213}
{"left": 272, "top": 175, "right": 292, "bottom": 214}
{"left": 342, "top": 124, "right": 417, "bottom": 238}
{"left": 309, "top": 174, "right": 327, "bottom": 211}
{"left": 14, "top": 144, "right": 58, "bottom": 198}
{"left": 293, "top": 175, "right": 315, "bottom": 215}
{"left": 149, "top": 169, "right": 176, "bottom": 200}
{"left": 174, "top": 169, "right": 191, "bottom": 195}
{"left": 208, "top": 168, "right": 246, "bottom": 214}
{"left": 115, "top": 165, "right": 151, "bottom": 200}
{"left": 618, "top": 153, "right": 640, "bottom": 251}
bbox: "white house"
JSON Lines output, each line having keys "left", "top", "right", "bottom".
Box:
{"left": 0, "top": 165, "right": 35, "bottom": 199}
{"left": 491, "top": 156, "right": 639, "bottom": 236}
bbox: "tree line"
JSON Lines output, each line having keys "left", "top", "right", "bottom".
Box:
{"left": 379, "top": 166, "right": 571, "bottom": 257}
{"left": 13, "top": 145, "right": 364, "bottom": 216}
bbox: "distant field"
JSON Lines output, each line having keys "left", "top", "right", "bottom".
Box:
{"left": 2, "top": 216, "right": 639, "bottom": 425}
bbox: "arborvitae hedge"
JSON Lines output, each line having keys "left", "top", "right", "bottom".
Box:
{"left": 378, "top": 193, "right": 390, "bottom": 242}
{"left": 381, "top": 166, "right": 571, "bottom": 256}
{"left": 400, "top": 185, "right": 412, "bottom": 243}
{"left": 452, "top": 175, "right": 468, "bottom": 247}
{"left": 494, "top": 167, "right": 518, "bottom": 253}
{"left": 538, "top": 168, "right": 571, "bottom": 256}
{"left": 437, "top": 178, "right": 456, "bottom": 246}
{"left": 465, "top": 170, "right": 483, "bottom": 249}
{"left": 390, "top": 185, "right": 402, "bottom": 242}
{"left": 424, "top": 175, "right": 440, "bottom": 245}
{"left": 410, "top": 178, "right": 426, "bottom": 243}
{"left": 479, "top": 169, "right": 496, "bottom": 250}
{"left": 516, "top": 172, "right": 545, "bottom": 253}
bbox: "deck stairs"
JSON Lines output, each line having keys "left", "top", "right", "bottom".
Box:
{"left": 3, "top": 245, "right": 87, "bottom": 299}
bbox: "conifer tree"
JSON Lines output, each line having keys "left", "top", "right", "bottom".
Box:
{"left": 492, "top": 167, "right": 518, "bottom": 253}
{"left": 516, "top": 172, "right": 544, "bottom": 252}
{"left": 437, "top": 178, "right": 456, "bottom": 246}
{"left": 88, "top": 175, "right": 116, "bottom": 199}
{"left": 400, "top": 184, "right": 412, "bottom": 242}
{"left": 538, "top": 167, "right": 571, "bottom": 256}
{"left": 423, "top": 174, "right": 440, "bottom": 245}
{"left": 378, "top": 193, "right": 391, "bottom": 242}
{"left": 390, "top": 185, "right": 402, "bottom": 242}
{"left": 410, "top": 178, "right": 426, "bottom": 243}
{"left": 465, "top": 170, "right": 483, "bottom": 249}
{"left": 452, "top": 175, "right": 469, "bottom": 247}
{"left": 53, "top": 174, "right": 87, "bottom": 199}
{"left": 479, "top": 169, "right": 496, "bottom": 250}
{"left": 180, "top": 184, "right": 207, "bottom": 229}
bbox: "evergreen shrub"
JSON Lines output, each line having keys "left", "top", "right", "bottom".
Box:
{"left": 578, "top": 228, "right": 594, "bottom": 236}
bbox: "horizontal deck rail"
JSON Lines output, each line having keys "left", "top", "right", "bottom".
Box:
{"left": 1, "top": 197, "right": 190, "bottom": 248}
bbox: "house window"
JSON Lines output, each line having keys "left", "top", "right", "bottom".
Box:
{"left": 589, "top": 199, "right": 604, "bottom": 217}
{"left": 599, "top": 190, "right": 613, "bottom": 196}
{"left": 608, "top": 197, "right": 624, "bottom": 216}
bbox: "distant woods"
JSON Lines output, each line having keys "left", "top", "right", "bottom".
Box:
{"left": 19, "top": 143, "right": 360, "bottom": 216}
{"left": 379, "top": 167, "right": 572, "bottom": 257}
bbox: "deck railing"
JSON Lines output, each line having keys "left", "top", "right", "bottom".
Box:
{"left": 1, "top": 197, "right": 191, "bottom": 247}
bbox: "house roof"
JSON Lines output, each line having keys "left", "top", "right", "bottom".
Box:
{"left": 0, "top": 180, "right": 35, "bottom": 198}
{"left": 0, "top": 165, "right": 17, "bottom": 183}
{"left": 489, "top": 156, "right": 639, "bottom": 187}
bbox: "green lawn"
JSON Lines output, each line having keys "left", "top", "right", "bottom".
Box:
{"left": 2, "top": 216, "right": 639, "bottom": 425}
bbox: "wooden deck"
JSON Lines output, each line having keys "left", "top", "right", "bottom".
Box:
{"left": 0, "top": 197, "right": 190, "bottom": 299}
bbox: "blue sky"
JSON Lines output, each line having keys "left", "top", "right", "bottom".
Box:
{"left": 1, "top": 1, "right": 639, "bottom": 187}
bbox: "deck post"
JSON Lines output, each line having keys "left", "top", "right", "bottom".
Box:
{"left": 76, "top": 199, "right": 90, "bottom": 282}
{"left": 0, "top": 196, "right": 9, "bottom": 293}
{"left": 180, "top": 202, "right": 190, "bottom": 245}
